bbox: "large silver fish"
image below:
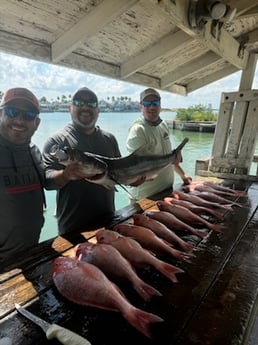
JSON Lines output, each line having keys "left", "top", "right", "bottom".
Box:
{"left": 86, "top": 137, "right": 189, "bottom": 189}
{"left": 50, "top": 145, "right": 108, "bottom": 178}
{"left": 50, "top": 137, "right": 189, "bottom": 191}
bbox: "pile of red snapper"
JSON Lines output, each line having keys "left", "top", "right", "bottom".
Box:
{"left": 52, "top": 180, "right": 247, "bottom": 338}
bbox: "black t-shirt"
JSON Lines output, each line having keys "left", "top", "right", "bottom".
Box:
{"left": 43, "top": 124, "right": 121, "bottom": 235}
{"left": 0, "top": 136, "right": 45, "bottom": 265}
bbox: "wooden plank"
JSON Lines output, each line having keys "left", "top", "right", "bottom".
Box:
{"left": 220, "top": 54, "right": 257, "bottom": 174}
{"left": 161, "top": 51, "right": 219, "bottom": 87}
{"left": 121, "top": 30, "right": 192, "bottom": 79}
{"left": 187, "top": 64, "right": 238, "bottom": 93}
{"left": 211, "top": 98, "right": 234, "bottom": 159}
{"left": 196, "top": 170, "right": 258, "bottom": 181}
{"left": 221, "top": 89, "right": 258, "bottom": 103}
{"left": 177, "top": 203, "right": 258, "bottom": 344}
{"left": 236, "top": 99, "right": 258, "bottom": 174}
{"left": 226, "top": 101, "right": 249, "bottom": 159}
{"left": 210, "top": 157, "right": 249, "bottom": 169}
{"left": 155, "top": 0, "right": 249, "bottom": 69}
{"left": 51, "top": 0, "right": 139, "bottom": 62}
{"left": 202, "top": 20, "right": 249, "bottom": 70}
{"left": 238, "top": 53, "right": 257, "bottom": 90}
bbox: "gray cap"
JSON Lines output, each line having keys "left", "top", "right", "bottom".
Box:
{"left": 140, "top": 88, "right": 161, "bottom": 102}
{"left": 72, "top": 87, "right": 98, "bottom": 102}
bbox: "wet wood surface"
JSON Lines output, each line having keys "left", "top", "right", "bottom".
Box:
{"left": 0, "top": 181, "right": 257, "bottom": 345}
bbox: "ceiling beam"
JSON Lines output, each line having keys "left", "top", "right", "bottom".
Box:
{"left": 121, "top": 30, "right": 191, "bottom": 79}
{"left": 154, "top": 0, "right": 249, "bottom": 69}
{"left": 246, "top": 28, "right": 258, "bottom": 44}
{"left": 237, "top": 5, "right": 258, "bottom": 17}
{"left": 60, "top": 53, "right": 120, "bottom": 79}
{"left": 165, "top": 84, "right": 187, "bottom": 96}
{"left": 0, "top": 30, "right": 51, "bottom": 63}
{"left": 126, "top": 72, "right": 187, "bottom": 96}
{"left": 51, "top": 0, "right": 139, "bottom": 62}
{"left": 234, "top": 0, "right": 258, "bottom": 17}
{"left": 186, "top": 65, "right": 238, "bottom": 93}
{"left": 202, "top": 21, "right": 249, "bottom": 69}
{"left": 161, "top": 51, "right": 220, "bottom": 87}
{"left": 58, "top": 52, "right": 189, "bottom": 95}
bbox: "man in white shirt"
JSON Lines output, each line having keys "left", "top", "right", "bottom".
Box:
{"left": 126, "top": 88, "right": 192, "bottom": 201}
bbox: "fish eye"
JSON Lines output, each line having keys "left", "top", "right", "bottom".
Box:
{"left": 50, "top": 144, "right": 66, "bottom": 154}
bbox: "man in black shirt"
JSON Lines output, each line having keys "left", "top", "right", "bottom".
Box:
{"left": 0, "top": 87, "right": 46, "bottom": 265}
{"left": 43, "top": 87, "right": 121, "bottom": 235}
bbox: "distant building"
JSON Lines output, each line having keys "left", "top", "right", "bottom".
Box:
{"left": 40, "top": 103, "right": 55, "bottom": 113}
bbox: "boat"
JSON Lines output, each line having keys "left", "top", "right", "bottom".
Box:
{"left": 169, "top": 120, "right": 216, "bottom": 133}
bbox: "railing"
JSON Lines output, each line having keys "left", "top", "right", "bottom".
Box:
{"left": 195, "top": 89, "right": 258, "bottom": 181}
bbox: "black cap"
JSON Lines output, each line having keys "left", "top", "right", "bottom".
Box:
{"left": 72, "top": 87, "right": 98, "bottom": 103}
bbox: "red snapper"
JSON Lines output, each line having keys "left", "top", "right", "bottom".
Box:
{"left": 52, "top": 256, "right": 163, "bottom": 338}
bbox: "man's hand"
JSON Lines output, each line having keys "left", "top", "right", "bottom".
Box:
{"left": 62, "top": 162, "right": 88, "bottom": 180}
{"left": 175, "top": 151, "right": 182, "bottom": 164}
{"left": 182, "top": 175, "right": 192, "bottom": 185}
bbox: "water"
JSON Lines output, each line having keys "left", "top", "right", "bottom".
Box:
{"left": 33, "top": 112, "right": 214, "bottom": 241}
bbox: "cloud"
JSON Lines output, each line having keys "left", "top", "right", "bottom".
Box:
{"left": 0, "top": 51, "right": 257, "bottom": 109}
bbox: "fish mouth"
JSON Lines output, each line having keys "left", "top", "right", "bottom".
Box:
{"left": 86, "top": 171, "right": 106, "bottom": 181}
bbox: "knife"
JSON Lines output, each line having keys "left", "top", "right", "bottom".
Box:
{"left": 15, "top": 303, "right": 91, "bottom": 345}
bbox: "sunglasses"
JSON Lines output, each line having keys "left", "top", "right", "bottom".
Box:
{"left": 4, "top": 106, "right": 39, "bottom": 121}
{"left": 142, "top": 100, "right": 161, "bottom": 107}
{"left": 72, "top": 99, "right": 98, "bottom": 108}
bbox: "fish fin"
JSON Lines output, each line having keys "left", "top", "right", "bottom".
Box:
{"left": 111, "top": 177, "right": 138, "bottom": 201}
{"left": 156, "top": 262, "right": 184, "bottom": 283}
{"left": 124, "top": 308, "right": 163, "bottom": 338}
{"left": 135, "top": 282, "right": 162, "bottom": 301}
{"left": 129, "top": 144, "right": 153, "bottom": 156}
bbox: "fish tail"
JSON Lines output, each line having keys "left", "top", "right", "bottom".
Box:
{"left": 125, "top": 307, "right": 164, "bottom": 338}
{"left": 190, "top": 228, "right": 207, "bottom": 238}
{"left": 154, "top": 261, "right": 184, "bottom": 283}
{"left": 218, "top": 204, "right": 233, "bottom": 211}
{"left": 134, "top": 281, "right": 162, "bottom": 301}
{"left": 179, "top": 241, "right": 194, "bottom": 253}
{"left": 209, "top": 223, "right": 225, "bottom": 232}
{"left": 170, "top": 247, "right": 194, "bottom": 262}
{"left": 209, "top": 209, "right": 224, "bottom": 220}
{"left": 232, "top": 201, "right": 244, "bottom": 207}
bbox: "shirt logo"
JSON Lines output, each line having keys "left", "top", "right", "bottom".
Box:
{"left": 164, "top": 132, "right": 169, "bottom": 139}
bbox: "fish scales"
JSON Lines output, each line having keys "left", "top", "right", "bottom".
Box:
{"left": 52, "top": 256, "right": 163, "bottom": 338}
{"left": 132, "top": 213, "right": 194, "bottom": 253}
{"left": 156, "top": 200, "right": 224, "bottom": 232}
{"left": 163, "top": 197, "right": 223, "bottom": 220}
{"left": 113, "top": 223, "right": 193, "bottom": 262}
{"left": 96, "top": 229, "right": 184, "bottom": 284}
{"left": 74, "top": 242, "right": 162, "bottom": 301}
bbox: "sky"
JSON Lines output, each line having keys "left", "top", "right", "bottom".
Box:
{"left": 0, "top": 51, "right": 257, "bottom": 109}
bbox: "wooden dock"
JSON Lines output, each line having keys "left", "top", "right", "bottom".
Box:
{"left": 167, "top": 120, "right": 216, "bottom": 132}
{"left": 0, "top": 180, "right": 257, "bottom": 344}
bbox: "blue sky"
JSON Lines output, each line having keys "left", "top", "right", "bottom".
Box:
{"left": 0, "top": 51, "right": 257, "bottom": 109}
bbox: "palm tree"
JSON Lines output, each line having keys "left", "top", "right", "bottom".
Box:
{"left": 40, "top": 96, "right": 47, "bottom": 104}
